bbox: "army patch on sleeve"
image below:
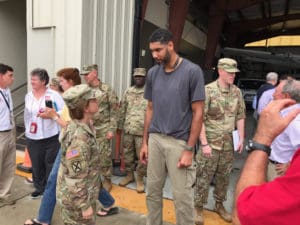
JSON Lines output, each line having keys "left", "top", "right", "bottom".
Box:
{"left": 71, "top": 161, "right": 82, "bottom": 173}
{"left": 66, "top": 149, "right": 80, "bottom": 160}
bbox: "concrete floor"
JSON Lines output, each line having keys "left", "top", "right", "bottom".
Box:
{"left": 1, "top": 175, "right": 231, "bottom": 225}
{"left": 0, "top": 176, "right": 174, "bottom": 225}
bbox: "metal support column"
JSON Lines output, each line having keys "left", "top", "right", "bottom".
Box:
{"left": 168, "top": 0, "right": 190, "bottom": 52}
{"left": 203, "top": 5, "right": 225, "bottom": 69}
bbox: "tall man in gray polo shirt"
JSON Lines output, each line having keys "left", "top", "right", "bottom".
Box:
{"left": 140, "top": 28, "right": 205, "bottom": 225}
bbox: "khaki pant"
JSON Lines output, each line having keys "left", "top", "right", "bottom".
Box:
{"left": 146, "top": 133, "right": 196, "bottom": 225}
{"left": 0, "top": 130, "right": 16, "bottom": 198}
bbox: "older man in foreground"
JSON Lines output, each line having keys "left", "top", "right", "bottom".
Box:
{"left": 233, "top": 98, "right": 300, "bottom": 225}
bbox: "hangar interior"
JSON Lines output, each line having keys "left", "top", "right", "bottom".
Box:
{"left": 139, "top": 0, "right": 300, "bottom": 81}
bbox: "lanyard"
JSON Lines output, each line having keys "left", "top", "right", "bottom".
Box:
{"left": 0, "top": 90, "right": 10, "bottom": 111}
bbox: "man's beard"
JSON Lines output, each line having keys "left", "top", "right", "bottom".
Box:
{"left": 156, "top": 50, "right": 171, "bottom": 66}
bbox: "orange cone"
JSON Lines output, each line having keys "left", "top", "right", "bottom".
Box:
{"left": 17, "top": 148, "right": 32, "bottom": 173}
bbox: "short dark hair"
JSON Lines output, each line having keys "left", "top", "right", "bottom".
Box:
{"left": 149, "top": 28, "right": 173, "bottom": 44}
{"left": 0, "top": 63, "right": 13, "bottom": 74}
{"left": 31, "top": 68, "right": 49, "bottom": 85}
{"left": 57, "top": 68, "right": 81, "bottom": 86}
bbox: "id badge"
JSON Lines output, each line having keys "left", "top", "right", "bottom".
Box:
{"left": 30, "top": 122, "right": 38, "bottom": 134}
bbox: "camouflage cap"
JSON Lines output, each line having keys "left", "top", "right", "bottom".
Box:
{"left": 80, "top": 64, "right": 98, "bottom": 75}
{"left": 63, "top": 84, "right": 102, "bottom": 108}
{"left": 133, "top": 67, "right": 146, "bottom": 77}
{"left": 50, "top": 77, "right": 59, "bottom": 86}
{"left": 217, "top": 58, "right": 240, "bottom": 73}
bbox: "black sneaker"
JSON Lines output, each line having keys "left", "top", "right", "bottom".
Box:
{"left": 31, "top": 191, "right": 42, "bottom": 199}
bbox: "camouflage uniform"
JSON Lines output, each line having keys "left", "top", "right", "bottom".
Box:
{"left": 118, "top": 86, "right": 147, "bottom": 176}
{"left": 92, "top": 82, "right": 119, "bottom": 180}
{"left": 57, "top": 120, "right": 101, "bottom": 225}
{"left": 194, "top": 80, "right": 246, "bottom": 208}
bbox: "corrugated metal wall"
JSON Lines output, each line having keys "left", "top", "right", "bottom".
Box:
{"left": 81, "top": 0, "right": 135, "bottom": 98}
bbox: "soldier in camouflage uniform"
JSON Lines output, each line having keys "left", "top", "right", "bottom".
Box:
{"left": 118, "top": 68, "right": 148, "bottom": 193}
{"left": 56, "top": 84, "right": 102, "bottom": 225}
{"left": 81, "top": 64, "right": 119, "bottom": 192}
{"left": 194, "top": 58, "right": 246, "bottom": 225}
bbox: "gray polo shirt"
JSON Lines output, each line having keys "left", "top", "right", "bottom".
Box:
{"left": 144, "top": 58, "right": 205, "bottom": 141}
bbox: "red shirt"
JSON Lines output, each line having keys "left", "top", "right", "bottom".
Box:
{"left": 237, "top": 148, "right": 300, "bottom": 225}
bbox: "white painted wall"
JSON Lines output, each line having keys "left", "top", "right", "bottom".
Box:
{"left": 26, "top": 0, "right": 82, "bottom": 91}
{"left": 0, "top": 0, "right": 27, "bottom": 109}
{"left": 53, "top": 0, "right": 82, "bottom": 70}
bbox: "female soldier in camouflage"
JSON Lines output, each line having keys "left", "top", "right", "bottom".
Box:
{"left": 56, "top": 84, "right": 102, "bottom": 225}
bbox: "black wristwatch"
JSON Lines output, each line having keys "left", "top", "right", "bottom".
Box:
{"left": 246, "top": 139, "right": 271, "bottom": 156}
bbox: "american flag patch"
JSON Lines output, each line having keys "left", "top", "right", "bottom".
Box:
{"left": 66, "top": 149, "right": 80, "bottom": 159}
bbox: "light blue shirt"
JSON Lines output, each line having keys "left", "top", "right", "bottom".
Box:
{"left": 257, "top": 89, "right": 275, "bottom": 114}
{"left": 0, "top": 88, "right": 14, "bottom": 130}
{"left": 252, "top": 95, "right": 257, "bottom": 110}
{"left": 270, "top": 103, "right": 300, "bottom": 163}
